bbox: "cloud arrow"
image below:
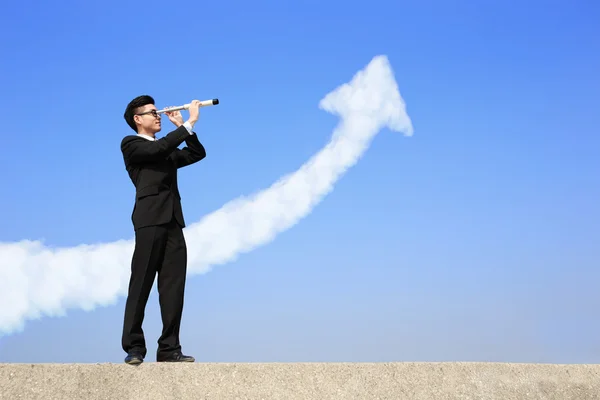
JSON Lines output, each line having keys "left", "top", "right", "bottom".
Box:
{"left": 0, "top": 55, "right": 413, "bottom": 336}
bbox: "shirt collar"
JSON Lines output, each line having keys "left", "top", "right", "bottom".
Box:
{"left": 137, "top": 133, "right": 155, "bottom": 141}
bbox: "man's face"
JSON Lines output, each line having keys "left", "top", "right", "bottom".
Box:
{"left": 135, "top": 104, "right": 162, "bottom": 133}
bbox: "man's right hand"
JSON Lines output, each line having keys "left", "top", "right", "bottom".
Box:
{"left": 187, "top": 100, "right": 201, "bottom": 124}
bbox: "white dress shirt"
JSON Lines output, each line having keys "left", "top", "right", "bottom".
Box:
{"left": 137, "top": 121, "right": 194, "bottom": 141}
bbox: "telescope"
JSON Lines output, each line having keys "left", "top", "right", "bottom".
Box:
{"left": 157, "top": 98, "right": 219, "bottom": 114}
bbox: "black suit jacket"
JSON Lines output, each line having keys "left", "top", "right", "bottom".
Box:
{"left": 121, "top": 125, "right": 206, "bottom": 231}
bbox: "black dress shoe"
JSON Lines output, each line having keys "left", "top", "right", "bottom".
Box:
{"left": 124, "top": 352, "right": 144, "bottom": 365}
{"left": 157, "top": 351, "right": 195, "bottom": 362}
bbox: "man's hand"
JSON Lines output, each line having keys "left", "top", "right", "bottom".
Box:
{"left": 187, "top": 100, "right": 201, "bottom": 125}
{"left": 165, "top": 108, "right": 184, "bottom": 127}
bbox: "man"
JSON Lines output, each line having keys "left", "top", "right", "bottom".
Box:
{"left": 120, "top": 95, "right": 206, "bottom": 365}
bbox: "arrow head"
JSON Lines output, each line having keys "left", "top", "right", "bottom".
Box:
{"left": 318, "top": 55, "right": 413, "bottom": 137}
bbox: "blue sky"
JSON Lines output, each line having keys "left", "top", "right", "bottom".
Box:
{"left": 1, "top": 0, "right": 599, "bottom": 364}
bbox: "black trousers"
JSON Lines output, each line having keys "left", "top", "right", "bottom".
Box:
{"left": 121, "top": 217, "right": 187, "bottom": 359}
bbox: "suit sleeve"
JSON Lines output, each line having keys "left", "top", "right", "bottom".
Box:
{"left": 172, "top": 132, "right": 207, "bottom": 168}
{"left": 121, "top": 126, "right": 191, "bottom": 163}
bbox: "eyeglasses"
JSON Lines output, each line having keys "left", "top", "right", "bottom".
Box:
{"left": 136, "top": 110, "right": 160, "bottom": 118}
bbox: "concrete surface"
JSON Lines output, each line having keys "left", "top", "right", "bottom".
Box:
{"left": 1, "top": 362, "right": 599, "bottom": 399}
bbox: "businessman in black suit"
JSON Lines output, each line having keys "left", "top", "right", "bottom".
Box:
{"left": 120, "top": 95, "right": 206, "bottom": 365}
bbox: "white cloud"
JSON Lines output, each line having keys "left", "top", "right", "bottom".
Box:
{"left": 0, "top": 55, "right": 413, "bottom": 335}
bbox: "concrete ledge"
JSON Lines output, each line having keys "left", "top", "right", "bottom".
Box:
{"left": 1, "top": 362, "right": 599, "bottom": 399}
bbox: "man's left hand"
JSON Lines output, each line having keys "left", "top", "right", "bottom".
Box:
{"left": 165, "top": 109, "right": 184, "bottom": 127}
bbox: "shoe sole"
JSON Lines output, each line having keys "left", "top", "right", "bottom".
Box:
{"left": 125, "top": 359, "right": 143, "bottom": 365}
